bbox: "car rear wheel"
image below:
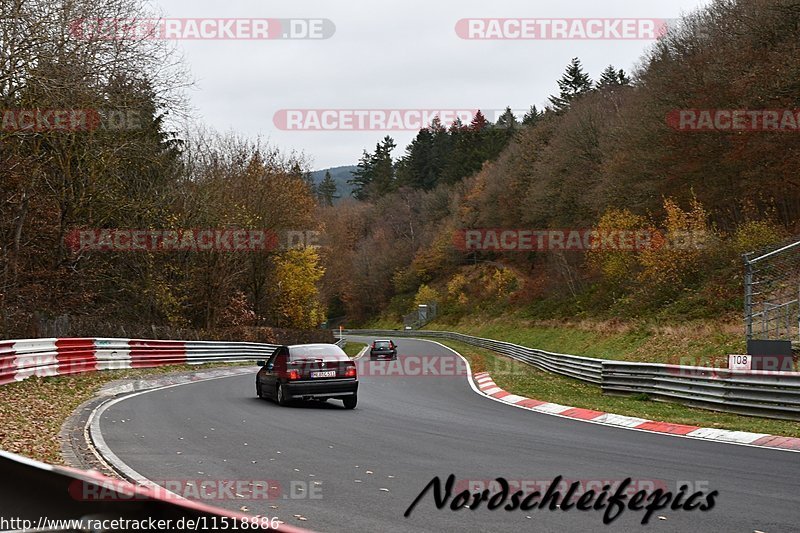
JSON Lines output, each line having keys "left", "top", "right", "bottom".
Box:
{"left": 342, "top": 394, "right": 357, "bottom": 410}
{"left": 276, "top": 383, "right": 289, "bottom": 406}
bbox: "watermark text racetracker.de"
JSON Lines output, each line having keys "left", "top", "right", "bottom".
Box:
{"left": 274, "top": 108, "right": 537, "bottom": 131}
{"left": 1, "top": 108, "right": 142, "bottom": 132}
{"left": 455, "top": 18, "right": 672, "bottom": 40}
{"left": 70, "top": 18, "right": 335, "bottom": 40}
{"left": 68, "top": 478, "right": 322, "bottom": 502}
{"left": 65, "top": 229, "right": 324, "bottom": 253}
{"left": 274, "top": 109, "right": 477, "bottom": 131}
{"left": 453, "top": 228, "right": 710, "bottom": 253}
{"left": 358, "top": 355, "right": 466, "bottom": 377}
{"left": 351, "top": 354, "right": 537, "bottom": 377}
{"left": 667, "top": 109, "right": 800, "bottom": 132}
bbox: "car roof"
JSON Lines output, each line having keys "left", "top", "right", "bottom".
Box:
{"left": 373, "top": 339, "right": 392, "bottom": 342}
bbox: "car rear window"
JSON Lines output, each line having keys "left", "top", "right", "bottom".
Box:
{"left": 289, "top": 345, "right": 349, "bottom": 361}
{"left": 374, "top": 341, "right": 391, "bottom": 349}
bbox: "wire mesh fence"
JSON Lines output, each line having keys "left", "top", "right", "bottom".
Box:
{"left": 403, "top": 302, "right": 438, "bottom": 330}
{"left": 744, "top": 239, "right": 800, "bottom": 342}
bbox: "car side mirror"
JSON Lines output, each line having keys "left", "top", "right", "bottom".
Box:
{"left": 257, "top": 360, "right": 266, "bottom": 367}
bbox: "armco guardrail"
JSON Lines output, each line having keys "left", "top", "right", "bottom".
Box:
{"left": 341, "top": 329, "right": 800, "bottom": 421}
{"left": 602, "top": 361, "right": 800, "bottom": 420}
{"left": 340, "top": 329, "right": 603, "bottom": 384}
{"left": 0, "top": 338, "right": 279, "bottom": 385}
{"left": 0, "top": 336, "right": 314, "bottom": 532}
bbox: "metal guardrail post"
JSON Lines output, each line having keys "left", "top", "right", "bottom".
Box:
{"left": 744, "top": 253, "right": 754, "bottom": 341}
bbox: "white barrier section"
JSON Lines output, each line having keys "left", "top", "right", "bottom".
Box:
{"left": 14, "top": 340, "right": 59, "bottom": 380}
{"left": 95, "top": 338, "right": 133, "bottom": 371}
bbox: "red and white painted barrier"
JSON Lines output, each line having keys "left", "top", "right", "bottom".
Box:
{"left": 0, "top": 341, "right": 16, "bottom": 384}
{"left": 0, "top": 449, "right": 310, "bottom": 532}
{"left": 0, "top": 339, "right": 306, "bottom": 530}
{"left": 0, "top": 338, "right": 278, "bottom": 384}
{"left": 473, "top": 372, "right": 800, "bottom": 452}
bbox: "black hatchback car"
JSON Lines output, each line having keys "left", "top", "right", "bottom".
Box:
{"left": 369, "top": 339, "right": 397, "bottom": 360}
{"left": 256, "top": 344, "right": 358, "bottom": 409}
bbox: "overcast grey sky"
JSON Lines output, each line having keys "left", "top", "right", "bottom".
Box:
{"left": 157, "top": 0, "right": 711, "bottom": 170}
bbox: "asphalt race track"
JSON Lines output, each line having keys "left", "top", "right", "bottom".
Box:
{"left": 98, "top": 337, "right": 800, "bottom": 532}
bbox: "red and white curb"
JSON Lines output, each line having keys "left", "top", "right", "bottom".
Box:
{"left": 474, "top": 372, "right": 800, "bottom": 452}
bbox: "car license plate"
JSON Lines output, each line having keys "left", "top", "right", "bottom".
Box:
{"left": 311, "top": 370, "right": 336, "bottom": 378}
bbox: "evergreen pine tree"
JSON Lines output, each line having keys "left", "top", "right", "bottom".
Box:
{"left": 522, "top": 105, "right": 543, "bottom": 127}
{"left": 348, "top": 150, "right": 374, "bottom": 201}
{"left": 317, "top": 170, "right": 339, "bottom": 206}
{"left": 548, "top": 58, "right": 593, "bottom": 113}
{"left": 597, "top": 65, "right": 632, "bottom": 90}
{"left": 371, "top": 136, "right": 397, "bottom": 197}
{"left": 349, "top": 137, "right": 397, "bottom": 200}
{"left": 495, "top": 107, "right": 519, "bottom": 132}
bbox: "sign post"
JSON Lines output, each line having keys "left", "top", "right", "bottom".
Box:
{"left": 728, "top": 354, "right": 752, "bottom": 371}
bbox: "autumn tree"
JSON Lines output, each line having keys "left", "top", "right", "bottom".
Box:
{"left": 273, "top": 247, "right": 326, "bottom": 330}
{"left": 0, "top": 0, "right": 186, "bottom": 335}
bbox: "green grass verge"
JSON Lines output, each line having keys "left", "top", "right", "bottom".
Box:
{"left": 361, "top": 317, "right": 403, "bottom": 330}
{"left": 343, "top": 342, "right": 367, "bottom": 358}
{"left": 0, "top": 363, "right": 252, "bottom": 465}
{"left": 440, "top": 339, "right": 800, "bottom": 438}
{"left": 427, "top": 313, "right": 744, "bottom": 366}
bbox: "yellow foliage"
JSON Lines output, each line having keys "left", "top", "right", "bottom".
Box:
{"left": 409, "top": 224, "right": 455, "bottom": 283}
{"left": 274, "top": 247, "right": 326, "bottom": 330}
{"left": 638, "top": 196, "right": 714, "bottom": 286}
{"left": 414, "top": 284, "right": 440, "bottom": 307}
{"left": 733, "top": 220, "right": 788, "bottom": 256}
{"left": 443, "top": 266, "right": 519, "bottom": 311}
{"left": 148, "top": 278, "right": 189, "bottom": 328}
{"left": 587, "top": 208, "right": 646, "bottom": 282}
{"left": 482, "top": 268, "right": 518, "bottom": 298}
{"left": 446, "top": 274, "right": 469, "bottom": 307}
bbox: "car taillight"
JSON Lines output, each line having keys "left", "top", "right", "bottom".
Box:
{"left": 371, "top": 342, "right": 376, "bottom": 349}
{"left": 288, "top": 369, "right": 301, "bottom": 380}
{"left": 344, "top": 366, "right": 357, "bottom": 378}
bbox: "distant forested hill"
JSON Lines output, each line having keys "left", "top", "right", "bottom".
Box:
{"left": 310, "top": 165, "right": 357, "bottom": 200}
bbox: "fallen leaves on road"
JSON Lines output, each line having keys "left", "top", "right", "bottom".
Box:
{"left": 0, "top": 364, "right": 248, "bottom": 465}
